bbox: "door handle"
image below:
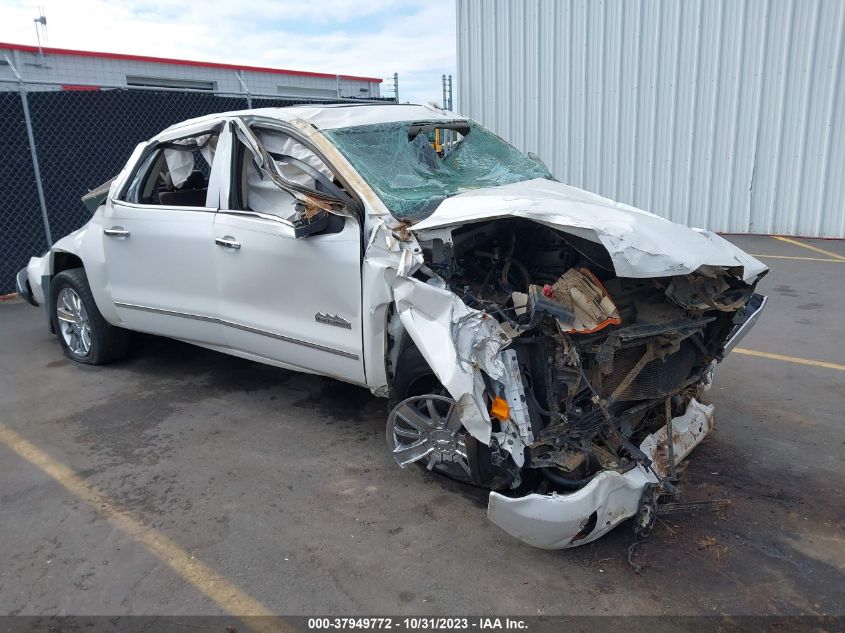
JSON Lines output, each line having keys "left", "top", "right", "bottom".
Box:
{"left": 215, "top": 236, "right": 241, "bottom": 251}
{"left": 104, "top": 226, "right": 130, "bottom": 238}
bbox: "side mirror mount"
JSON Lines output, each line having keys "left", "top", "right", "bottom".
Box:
{"left": 293, "top": 209, "right": 332, "bottom": 238}
{"left": 292, "top": 206, "right": 346, "bottom": 238}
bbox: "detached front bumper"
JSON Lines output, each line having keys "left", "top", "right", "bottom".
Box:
{"left": 487, "top": 398, "right": 715, "bottom": 549}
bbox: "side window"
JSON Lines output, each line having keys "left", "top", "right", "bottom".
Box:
{"left": 122, "top": 131, "right": 219, "bottom": 207}
{"left": 234, "top": 127, "right": 345, "bottom": 221}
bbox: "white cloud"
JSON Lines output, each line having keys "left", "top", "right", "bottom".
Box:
{"left": 0, "top": 0, "right": 456, "bottom": 104}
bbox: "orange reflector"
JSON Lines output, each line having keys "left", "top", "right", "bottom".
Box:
{"left": 490, "top": 396, "right": 510, "bottom": 422}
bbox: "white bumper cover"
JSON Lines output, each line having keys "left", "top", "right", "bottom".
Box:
{"left": 487, "top": 398, "right": 715, "bottom": 549}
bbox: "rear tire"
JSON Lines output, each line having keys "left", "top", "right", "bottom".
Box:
{"left": 50, "top": 268, "right": 129, "bottom": 365}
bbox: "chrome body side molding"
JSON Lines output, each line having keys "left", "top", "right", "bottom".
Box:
{"left": 114, "top": 301, "right": 359, "bottom": 360}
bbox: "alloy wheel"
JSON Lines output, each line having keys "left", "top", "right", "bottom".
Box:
{"left": 56, "top": 287, "right": 92, "bottom": 357}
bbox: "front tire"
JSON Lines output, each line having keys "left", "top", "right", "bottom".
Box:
{"left": 389, "top": 343, "right": 516, "bottom": 490}
{"left": 388, "top": 344, "right": 474, "bottom": 483}
{"left": 50, "top": 268, "right": 129, "bottom": 364}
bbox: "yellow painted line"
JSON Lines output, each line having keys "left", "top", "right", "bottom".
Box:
{"left": 750, "top": 253, "right": 845, "bottom": 262}
{"left": 733, "top": 348, "right": 845, "bottom": 372}
{"left": 771, "top": 236, "right": 845, "bottom": 261}
{"left": 0, "top": 424, "right": 290, "bottom": 633}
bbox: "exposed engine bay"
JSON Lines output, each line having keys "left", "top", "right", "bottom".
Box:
{"left": 386, "top": 217, "right": 767, "bottom": 548}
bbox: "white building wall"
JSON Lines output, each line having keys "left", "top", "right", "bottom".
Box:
{"left": 0, "top": 47, "right": 381, "bottom": 99}
{"left": 457, "top": 0, "right": 845, "bottom": 237}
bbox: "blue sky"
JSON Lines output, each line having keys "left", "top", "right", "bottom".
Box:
{"left": 1, "top": 0, "right": 457, "bottom": 105}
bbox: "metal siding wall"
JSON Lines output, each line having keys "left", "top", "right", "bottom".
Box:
{"left": 456, "top": 0, "right": 845, "bottom": 237}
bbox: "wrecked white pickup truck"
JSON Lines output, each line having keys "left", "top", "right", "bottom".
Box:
{"left": 16, "top": 104, "right": 767, "bottom": 549}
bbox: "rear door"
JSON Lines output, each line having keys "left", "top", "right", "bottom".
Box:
{"left": 101, "top": 124, "right": 227, "bottom": 344}
{"left": 212, "top": 121, "right": 366, "bottom": 384}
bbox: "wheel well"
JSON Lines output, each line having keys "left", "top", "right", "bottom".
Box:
{"left": 388, "top": 330, "right": 418, "bottom": 382}
{"left": 53, "top": 252, "right": 83, "bottom": 275}
{"left": 390, "top": 341, "right": 441, "bottom": 400}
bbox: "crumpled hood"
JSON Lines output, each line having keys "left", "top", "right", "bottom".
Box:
{"left": 411, "top": 178, "right": 768, "bottom": 283}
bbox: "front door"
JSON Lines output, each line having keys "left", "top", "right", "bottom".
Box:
{"left": 212, "top": 121, "right": 365, "bottom": 384}
{"left": 213, "top": 212, "right": 365, "bottom": 383}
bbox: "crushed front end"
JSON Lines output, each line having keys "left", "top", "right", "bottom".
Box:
{"left": 384, "top": 217, "right": 767, "bottom": 548}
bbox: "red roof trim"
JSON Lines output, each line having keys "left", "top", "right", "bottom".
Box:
{"left": 0, "top": 42, "right": 383, "bottom": 83}
{"left": 62, "top": 84, "right": 100, "bottom": 91}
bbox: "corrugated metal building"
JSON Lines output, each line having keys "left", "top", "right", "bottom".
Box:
{"left": 456, "top": 0, "right": 845, "bottom": 237}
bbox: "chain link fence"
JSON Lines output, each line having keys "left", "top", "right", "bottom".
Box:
{"left": 0, "top": 80, "right": 393, "bottom": 294}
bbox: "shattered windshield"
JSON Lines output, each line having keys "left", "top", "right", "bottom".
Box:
{"left": 323, "top": 121, "right": 554, "bottom": 221}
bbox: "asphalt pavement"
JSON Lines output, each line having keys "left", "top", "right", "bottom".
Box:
{"left": 0, "top": 235, "right": 842, "bottom": 617}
